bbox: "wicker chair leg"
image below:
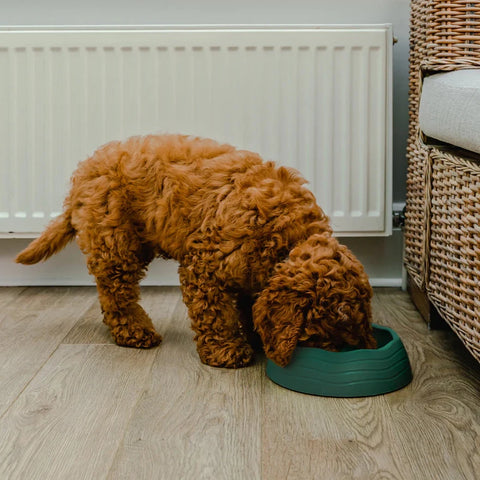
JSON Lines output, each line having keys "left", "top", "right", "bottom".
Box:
{"left": 406, "top": 274, "right": 446, "bottom": 329}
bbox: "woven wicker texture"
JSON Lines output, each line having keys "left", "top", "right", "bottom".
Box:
{"left": 405, "top": 139, "right": 430, "bottom": 287}
{"left": 429, "top": 149, "right": 480, "bottom": 363}
{"left": 427, "top": 0, "right": 480, "bottom": 69}
{"left": 405, "top": 0, "right": 480, "bottom": 364}
{"left": 405, "top": 0, "right": 430, "bottom": 288}
{"left": 405, "top": 0, "right": 480, "bottom": 289}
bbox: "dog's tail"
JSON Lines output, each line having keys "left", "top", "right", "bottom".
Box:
{"left": 15, "top": 209, "right": 75, "bottom": 265}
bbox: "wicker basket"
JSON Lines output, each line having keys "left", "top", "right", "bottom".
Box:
{"left": 405, "top": 0, "right": 480, "bottom": 290}
{"left": 429, "top": 149, "right": 480, "bottom": 361}
{"left": 405, "top": 0, "right": 480, "bottom": 364}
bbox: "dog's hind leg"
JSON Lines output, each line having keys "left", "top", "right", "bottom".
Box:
{"left": 179, "top": 267, "right": 254, "bottom": 368}
{"left": 85, "top": 231, "right": 161, "bottom": 349}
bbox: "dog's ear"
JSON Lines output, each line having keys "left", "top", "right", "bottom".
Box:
{"left": 253, "top": 269, "right": 312, "bottom": 367}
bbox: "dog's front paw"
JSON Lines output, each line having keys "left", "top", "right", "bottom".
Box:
{"left": 197, "top": 339, "right": 254, "bottom": 368}
{"left": 111, "top": 324, "right": 162, "bottom": 349}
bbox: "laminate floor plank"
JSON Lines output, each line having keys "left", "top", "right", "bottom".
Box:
{"left": 0, "top": 287, "right": 97, "bottom": 416}
{"left": 262, "top": 373, "right": 408, "bottom": 479}
{"left": 0, "top": 344, "right": 156, "bottom": 480}
{"left": 372, "top": 290, "right": 480, "bottom": 480}
{"left": 0, "top": 287, "right": 25, "bottom": 311}
{"left": 0, "top": 287, "right": 479, "bottom": 480}
{"left": 107, "top": 299, "right": 263, "bottom": 480}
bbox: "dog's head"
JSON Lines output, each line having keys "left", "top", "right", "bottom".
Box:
{"left": 253, "top": 233, "right": 376, "bottom": 367}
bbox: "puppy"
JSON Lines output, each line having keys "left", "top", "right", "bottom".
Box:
{"left": 16, "top": 134, "right": 376, "bottom": 368}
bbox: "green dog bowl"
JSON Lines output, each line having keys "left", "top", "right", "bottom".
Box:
{"left": 266, "top": 324, "right": 412, "bottom": 397}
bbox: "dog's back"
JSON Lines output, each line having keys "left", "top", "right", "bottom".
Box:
{"left": 17, "top": 133, "right": 324, "bottom": 271}
{"left": 66, "top": 134, "right": 266, "bottom": 258}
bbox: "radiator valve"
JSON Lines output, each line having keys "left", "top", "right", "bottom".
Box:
{"left": 392, "top": 206, "right": 406, "bottom": 229}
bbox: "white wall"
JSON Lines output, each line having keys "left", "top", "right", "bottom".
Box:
{"left": 0, "top": 0, "right": 410, "bottom": 287}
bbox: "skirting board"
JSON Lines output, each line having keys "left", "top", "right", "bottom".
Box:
{"left": 0, "top": 230, "right": 404, "bottom": 287}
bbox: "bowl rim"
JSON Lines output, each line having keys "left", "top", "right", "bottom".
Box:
{"left": 287, "top": 324, "right": 400, "bottom": 362}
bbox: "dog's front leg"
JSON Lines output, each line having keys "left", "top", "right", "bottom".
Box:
{"left": 179, "top": 266, "right": 254, "bottom": 368}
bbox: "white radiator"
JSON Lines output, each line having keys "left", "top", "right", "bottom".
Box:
{"left": 0, "top": 26, "right": 392, "bottom": 236}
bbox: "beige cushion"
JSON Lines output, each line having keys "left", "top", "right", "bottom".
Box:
{"left": 419, "top": 69, "right": 480, "bottom": 154}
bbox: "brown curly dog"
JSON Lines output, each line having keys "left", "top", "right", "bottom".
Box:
{"left": 16, "top": 134, "right": 376, "bottom": 368}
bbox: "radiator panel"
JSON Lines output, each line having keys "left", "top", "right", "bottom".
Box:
{"left": 0, "top": 27, "right": 392, "bottom": 235}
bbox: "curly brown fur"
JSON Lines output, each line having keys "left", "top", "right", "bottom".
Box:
{"left": 16, "top": 134, "right": 376, "bottom": 367}
{"left": 252, "top": 233, "right": 376, "bottom": 367}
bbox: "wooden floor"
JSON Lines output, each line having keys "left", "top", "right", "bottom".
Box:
{"left": 0, "top": 287, "right": 479, "bottom": 480}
